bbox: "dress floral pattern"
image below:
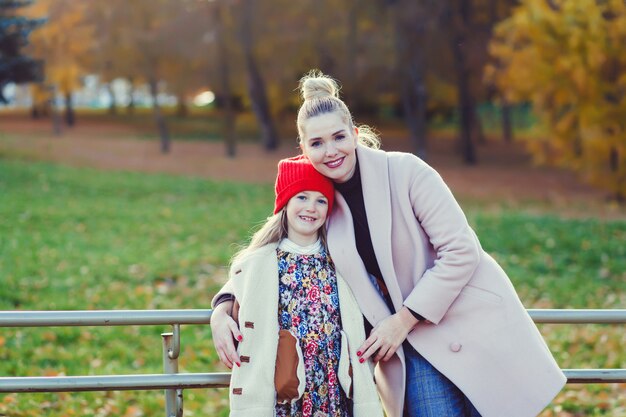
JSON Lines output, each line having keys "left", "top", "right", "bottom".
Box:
{"left": 275, "top": 247, "right": 351, "bottom": 417}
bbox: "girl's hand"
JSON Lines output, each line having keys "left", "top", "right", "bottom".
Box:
{"left": 210, "top": 301, "right": 242, "bottom": 369}
{"left": 357, "top": 307, "right": 419, "bottom": 363}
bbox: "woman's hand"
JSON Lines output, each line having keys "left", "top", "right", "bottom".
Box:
{"left": 357, "top": 307, "right": 420, "bottom": 363}
{"left": 210, "top": 301, "right": 243, "bottom": 369}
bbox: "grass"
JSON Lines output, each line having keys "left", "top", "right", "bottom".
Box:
{"left": 0, "top": 159, "right": 625, "bottom": 416}
{"left": 0, "top": 159, "right": 274, "bottom": 416}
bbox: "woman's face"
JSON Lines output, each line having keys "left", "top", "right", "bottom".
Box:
{"left": 300, "top": 112, "right": 358, "bottom": 183}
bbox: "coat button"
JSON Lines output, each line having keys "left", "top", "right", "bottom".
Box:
{"left": 450, "top": 342, "right": 462, "bottom": 352}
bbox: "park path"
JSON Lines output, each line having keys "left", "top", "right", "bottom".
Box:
{"left": 1, "top": 115, "right": 623, "bottom": 219}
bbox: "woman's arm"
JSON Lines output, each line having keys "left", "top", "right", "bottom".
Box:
{"left": 357, "top": 306, "right": 419, "bottom": 363}
{"left": 402, "top": 157, "right": 481, "bottom": 323}
{"left": 210, "top": 278, "right": 242, "bottom": 369}
{"left": 359, "top": 154, "right": 480, "bottom": 362}
{"left": 210, "top": 299, "right": 243, "bottom": 369}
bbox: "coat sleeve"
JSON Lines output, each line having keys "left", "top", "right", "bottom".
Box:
{"left": 210, "top": 263, "right": 238, "bottom": 309}
{"left": 210, "top": 280, "right": 235, "bottom": 309}
{"left": 210, "top": 245, "right": 276, "bottom": 309}
{"left": 400, "top": 155, "right": 482, "bottom": 324}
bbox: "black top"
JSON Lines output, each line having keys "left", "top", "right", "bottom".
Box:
{"left": 334, "top": 161, "right": 386, "bottom": 294}
{"left": 335, "top": 159, "right": 425, "bottom": 323}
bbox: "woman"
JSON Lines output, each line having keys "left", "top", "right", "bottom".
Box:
{"left": 211, "top": 71, "right": 566, "bottom": 417}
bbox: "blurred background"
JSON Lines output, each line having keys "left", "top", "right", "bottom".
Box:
{"left": 1, "top": 1, "right": 625, "bottom": 416}
{"left": 1, "top": 0, "right": 625, "bottom": 200}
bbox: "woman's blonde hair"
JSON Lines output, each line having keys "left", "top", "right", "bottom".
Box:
{"left": 230, "top": 209, "right": 328, "bottom": 266}
{"left": 297, "top": 70, "right": 381, "bottom": 149}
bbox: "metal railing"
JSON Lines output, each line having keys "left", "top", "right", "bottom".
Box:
{"left": 1, "top": 309, "right": 625, "bottom": 416}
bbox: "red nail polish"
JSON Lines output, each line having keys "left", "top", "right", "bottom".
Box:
{"left": 359, "top": 358, "right": 364, "bottom": 363}
{"left": 236, "top": 362, "right": 241, "bottom": 367}
{"left": 237, "top": 335, "right": 243, "bottom": 342}
{"left": 357, "top": 351, "right": 362, "bottom": 356}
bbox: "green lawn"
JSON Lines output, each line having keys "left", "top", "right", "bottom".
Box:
{"left": 1, "top": 159, "right": 624, "bottom": 416}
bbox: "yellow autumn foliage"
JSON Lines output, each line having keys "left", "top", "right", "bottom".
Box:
{"left": 25, "top": 0, "right": 95, "bottom": 94}
{"left": 486, "top": 0, "right": 626, "bottom": 199}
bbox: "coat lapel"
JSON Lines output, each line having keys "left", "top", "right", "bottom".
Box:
{"left": 356, "top": 145, "right": 403, "bottom": 311}
{"left": 327, "top": 192, "right": 391, "bottom": 326}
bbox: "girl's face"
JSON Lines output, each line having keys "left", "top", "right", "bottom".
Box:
{"left": 300, "top": 112, "right": 358, "bottom": 183}
{"left": 285, "top": 191, "right": 329, "bottom": 246}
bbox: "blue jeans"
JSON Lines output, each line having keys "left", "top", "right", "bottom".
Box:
{"left": 403, "top": 342, "right": 481, "bottom": 417}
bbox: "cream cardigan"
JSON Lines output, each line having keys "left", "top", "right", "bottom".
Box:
{"left": 213, "top": 242, "right": 384, "bottom": 417}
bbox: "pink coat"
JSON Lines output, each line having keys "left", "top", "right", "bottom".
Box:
{"left": 325, "top": 144, "right": 566, "bottom": 417}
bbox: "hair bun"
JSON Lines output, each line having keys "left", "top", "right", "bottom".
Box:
{"left": 299, "top": 71, "right": 339, "bottom": 101}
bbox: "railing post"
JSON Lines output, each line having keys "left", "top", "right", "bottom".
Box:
{"left": 162, "top": 324, "right": 183, "bottom": 417}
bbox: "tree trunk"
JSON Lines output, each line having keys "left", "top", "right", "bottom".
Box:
{"left": 472, "top": 107, "right": 485, "bottom": 144}
{"left": 148, "top": 77, "right": 171, "bottom": 154}
{"left": 107, "top": 83, "right": 117, "bottom": 115}
{"left": 50, "top": 86, "right": 62, "bottom": 136}
{"left": 400, "top": 70, "right": 428, "bottom": 160}
{"left": 127, "top": 77, "right": 135, "bottom": 115}
{"left": 314, "top": 0, "right": 335, "bottom": 75}
{"left": 215, "top": 2, "right": 236, "bottom": 158}
{"left": 344, "top": 0, "right": 362, "bottom": 109}
{"left": 64, "top": 92, "right": 75, "bottom": 127}
{"left": 452, "top": 0, "right": 477, "bottom": 164}
{"left": 0, "top": 84, "right": 8, "bottom": 105}
{"left": 176, "top": 97, "right": 188, "bottom": 118}
{"left": 239, "top": 0, "right": 278, "bottom": 151}
{"left": 501, "top": 98, "right": 513, "bottom": 142}
{"left": 392, "top": 0, "right": 428, "bottom": 159}
{"left": 454, "top": 54, "right": 477, "bottom": 164}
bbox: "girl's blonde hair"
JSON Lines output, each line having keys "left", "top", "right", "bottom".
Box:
{"left": 231, "top": 209, "right": 328, "bottom": 266}
{"left": 296, "top": 70, "right": 381, "bottom": 149}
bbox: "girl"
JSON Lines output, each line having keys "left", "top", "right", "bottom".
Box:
{"left": 211, "top": 71, "right": 566, "bottom": 417}
{"left": 212, "top": 156, "right": 383, "bottom": 417}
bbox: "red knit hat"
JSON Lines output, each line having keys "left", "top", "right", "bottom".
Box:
{"left": 274, "top": 155, "right": 335, "bottom": 214}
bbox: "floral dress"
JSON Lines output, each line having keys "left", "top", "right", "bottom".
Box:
{"left": 275, "top": 247, "right": 351, "bottom": 417}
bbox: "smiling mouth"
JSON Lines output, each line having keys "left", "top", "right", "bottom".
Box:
{"left": 325, "top": 157, "right": 344, "bottom": 169}
{"left": 299, "top": 215, "right": 317, "bottom": 222}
